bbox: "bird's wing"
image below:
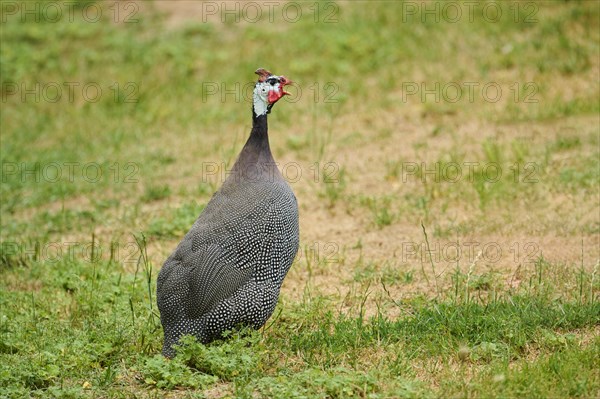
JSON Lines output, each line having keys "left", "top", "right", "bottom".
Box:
{"left": 183, "top": 241, "right": 253, "bottom": 319}
{"left": 173, "top": 183, "right": 287, "bottom": 319}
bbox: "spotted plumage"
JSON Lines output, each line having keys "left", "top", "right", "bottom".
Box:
{"left": 157, "top": 68, "right": 299, "bottom": 357}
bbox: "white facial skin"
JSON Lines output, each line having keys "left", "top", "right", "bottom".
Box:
{"left": 253, "top": 77, "right": 285, "bottom": 117}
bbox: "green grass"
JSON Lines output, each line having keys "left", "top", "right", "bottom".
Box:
{"left": 1, "top": 247, "right": 598, "bottom": 398}
{"left": 1, "top": 0, "right": 599, "bottom": 397}
{"left": 146, "top": 201, "right": 205, "bottom": 238}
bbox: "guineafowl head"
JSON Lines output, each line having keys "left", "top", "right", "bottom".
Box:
{"left": 253, "top": 68, "right": 291, "bottom": 116}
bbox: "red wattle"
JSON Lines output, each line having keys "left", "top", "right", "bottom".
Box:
{"left": 268, "top": 90, "right": 281, "bottom": 104}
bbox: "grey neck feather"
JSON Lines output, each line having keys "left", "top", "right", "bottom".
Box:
{"left": 229, "top": 111, "right": 279, "bottom": 182}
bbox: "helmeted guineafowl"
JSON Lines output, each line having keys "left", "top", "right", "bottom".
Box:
{"left": 157, "top": 68, "right": 299, "bottom": 357}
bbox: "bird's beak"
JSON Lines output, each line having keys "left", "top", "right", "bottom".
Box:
{"left": 280, "top": 76, "right": 292, "bottom": 96}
